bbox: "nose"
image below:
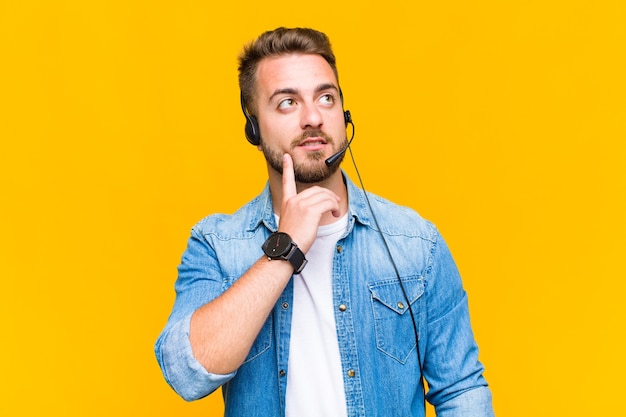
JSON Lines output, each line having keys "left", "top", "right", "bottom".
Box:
{"left": 300, "top": 102, "right": 323, "bottom": 130}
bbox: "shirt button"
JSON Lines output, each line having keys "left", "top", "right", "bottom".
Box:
{"left": 281, "top": 302, "right": 289, "bottom": 310}
{"left": 397, "top": 302, "right": 405, "bottom": 310}
{"left": 279, "top": 370, "right": 286, "bottom": 377}
{"left": 336, "top": 245, "right": 343, "bottom": 253}
{"left": 347, "top": 369, "right": 356, "bottom": 377}
{"left": 338, "top": 304, "right": 347, "bottom": 312}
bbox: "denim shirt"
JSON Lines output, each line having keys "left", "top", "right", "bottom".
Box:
{"left": 155, "top": 174, "right": 494, "bottom": 417}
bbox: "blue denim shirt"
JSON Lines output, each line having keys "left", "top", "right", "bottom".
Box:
{"left": 155, "top": 174, "right": 494, "bottom": 417}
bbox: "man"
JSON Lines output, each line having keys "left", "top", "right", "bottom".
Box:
{"left": 155, "top": 27, "right": 494, "bottom": 416}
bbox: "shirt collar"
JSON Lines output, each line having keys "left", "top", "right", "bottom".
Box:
{"left": 248, "top": 171, "right": 374, "bottom": 234}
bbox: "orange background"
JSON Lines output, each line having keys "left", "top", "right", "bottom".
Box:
{"left": 1, "top": 1, "right": 624, "bottom": 416}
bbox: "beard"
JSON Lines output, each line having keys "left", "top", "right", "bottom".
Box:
{"left": 262, "top": 130, "right": 348, "bottom": 184}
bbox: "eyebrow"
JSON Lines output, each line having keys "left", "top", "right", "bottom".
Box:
{"left": 268, "top": 83, "right": 339, "bottom": 102}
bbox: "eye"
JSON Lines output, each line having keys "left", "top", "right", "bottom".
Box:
{"left": 319, "top": 94, "right": 335, "bottom": 105}
{"left": 278, "top": 98, "right": 296, "bottom": 110}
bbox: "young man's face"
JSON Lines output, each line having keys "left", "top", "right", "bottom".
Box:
{"left": 254, "top": 53, "right": 348, "bottom": 183}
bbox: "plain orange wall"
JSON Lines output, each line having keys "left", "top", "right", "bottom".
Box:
{"left": 1, "top": 1, "right": 624, "bottom": 416}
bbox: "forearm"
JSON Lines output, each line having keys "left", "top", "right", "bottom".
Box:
{"left": 189, "top": 255, "right": 294, "bottom": 374}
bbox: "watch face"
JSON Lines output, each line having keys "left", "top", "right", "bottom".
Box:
{"left": 263, "top": 232, "right": 292, "bottom": 257}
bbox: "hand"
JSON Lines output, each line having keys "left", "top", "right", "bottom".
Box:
{"left": 278, "top": 154, "right": 341, "bottom": 253}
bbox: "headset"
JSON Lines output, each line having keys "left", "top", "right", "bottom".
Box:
{"left": 240, "top": 89, "right": 352, "bottom": 146}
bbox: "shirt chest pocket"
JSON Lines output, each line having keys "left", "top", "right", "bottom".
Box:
{"left": 368, "top": 277, "right": 425, "bottom": 364}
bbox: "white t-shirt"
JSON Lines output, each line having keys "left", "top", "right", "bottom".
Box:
{"left": 284, "top": 214, "right": 349, "bottom": 417}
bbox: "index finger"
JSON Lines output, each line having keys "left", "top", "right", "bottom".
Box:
{"left": 282, "top": 153, "right": 297, "bottom": 201}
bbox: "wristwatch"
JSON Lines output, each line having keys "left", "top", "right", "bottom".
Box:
{"left": 262, "top": 232, "right": 308, "bottom": 274}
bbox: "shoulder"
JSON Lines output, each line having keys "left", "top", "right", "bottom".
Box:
{"left": 191, "top": 189, "right": 271, "bottom": 240}
{"left": 362, "top": 191, "right": 439, "bottom": 242}
{"left": 345, "top": 173, "right": 438, "bottom": 242}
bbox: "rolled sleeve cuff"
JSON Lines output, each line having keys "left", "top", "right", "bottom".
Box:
{"left": 159, "top": 315, "right": 236, "bottom": 401}
{"left": 434, "top": 386, "right": 495, "bottom": 417}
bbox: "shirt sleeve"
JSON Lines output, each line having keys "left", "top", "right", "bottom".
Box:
{"left": 422, "top": 230, "right": 495, "bottom": 417}
{"left": 154, "top": 225, "right": 236, "bottom": 401}
{"left": 155, "top": 314, "right": 236, "bottom": 401}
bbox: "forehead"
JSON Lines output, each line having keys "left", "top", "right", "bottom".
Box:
{"left": 255, "top": 54, "right": 338, "bottom": 98}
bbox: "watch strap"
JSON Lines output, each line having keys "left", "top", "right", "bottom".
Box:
{"left": 285, "top": 244, "right": 308, "bottom": 274}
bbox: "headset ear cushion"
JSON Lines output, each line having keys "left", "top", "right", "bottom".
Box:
{"left": 244, "top": 114, "right": 260, "bottom": 145}
{"left": 241, "top": 90, "right": 261, "bottom": 145}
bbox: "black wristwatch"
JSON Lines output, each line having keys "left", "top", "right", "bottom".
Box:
{"left": 262, "top": 232, "right": 308, "bottom": 274}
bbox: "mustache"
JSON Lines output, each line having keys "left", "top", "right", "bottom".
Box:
{"left": 290, "top": 130, "right": 334, "bottom": 147}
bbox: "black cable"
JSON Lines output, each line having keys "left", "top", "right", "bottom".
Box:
{"left": 346, "top": 139, "right": 427, "bottom": 408}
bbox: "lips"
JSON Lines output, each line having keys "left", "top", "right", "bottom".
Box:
{"left": 298, "top": 136, "right": 328, "bottom": 146}
{"left": 297, "top": 129, "right": 332, "bottom": 147}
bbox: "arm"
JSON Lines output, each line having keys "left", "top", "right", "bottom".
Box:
{"left": 188, "top": 253, "right": 294, "bottom": 374}
{"left": 190, "top": 153, "right": 341, "bottom": 374}
{"left": 155, "top": 154, "right": 341, "bottom": 399}
{"left": 422, "top": 231, "right": 494, "bottom": 417}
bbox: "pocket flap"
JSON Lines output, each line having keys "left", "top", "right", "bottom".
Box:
{"left": 368, "top": 277, "right": 424, "bottom": 315}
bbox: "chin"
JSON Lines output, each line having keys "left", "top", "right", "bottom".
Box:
{"left": 293, "top": 161, "right": 340, "bottom": 184}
